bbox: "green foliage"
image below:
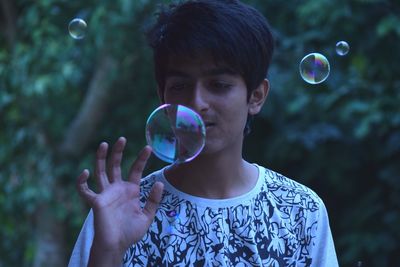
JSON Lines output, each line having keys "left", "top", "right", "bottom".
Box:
{"left": 0, "top": 0, "right": 164, "bottom": 265}
{"left": 1, "top": 0, "right": 399, "bottom": 266}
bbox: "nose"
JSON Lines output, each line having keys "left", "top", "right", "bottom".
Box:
{"left": 189, "top": 83, "right": 209, "bottom": 113}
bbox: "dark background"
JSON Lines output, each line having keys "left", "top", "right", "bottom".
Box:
{"left": 1, "top": 0, "right": 399, "bottom": 266}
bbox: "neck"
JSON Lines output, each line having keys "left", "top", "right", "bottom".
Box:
{"left": 165, "top": 149, "right": 258, "bottom": 199}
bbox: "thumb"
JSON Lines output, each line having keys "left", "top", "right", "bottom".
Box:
{"left": 142, "top": 181, "right": 164, "bottom": 221}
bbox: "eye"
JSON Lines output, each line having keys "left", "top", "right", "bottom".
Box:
{"left": 209, "top": 80, "right": 232, "bottom": 92}
{"left": 166, "top": 83, "right": 187, "bottom": 93}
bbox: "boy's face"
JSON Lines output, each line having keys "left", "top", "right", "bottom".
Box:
{"left": 159, "top": 55, "right": 267, "bottom": 155}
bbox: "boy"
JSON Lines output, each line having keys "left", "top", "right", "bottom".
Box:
{"left": 68, "top": 0, "right": 339, "bottom": 266}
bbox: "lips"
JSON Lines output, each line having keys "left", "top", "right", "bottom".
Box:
{"left": 201, "top": 116, "right": 216, "bottom": 129}
{"left": 204, "top": 122, "right": 215, "bottom": 128}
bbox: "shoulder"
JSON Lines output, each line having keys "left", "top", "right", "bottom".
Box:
{"left": 263, "top": 167, "right": 318, "bottom": 195}
{"left": 259, "top": 165, "right": 325, "bottom": 213}
{"left": 139, "top": 167, "right": 165, "bottom": 195}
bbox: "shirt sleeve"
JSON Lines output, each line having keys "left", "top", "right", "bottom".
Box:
{"left": 68, "top": 210, "right": 94, "bottom": 267}
{"left": 310, "top": 200, "right": 339, "bottom": 267}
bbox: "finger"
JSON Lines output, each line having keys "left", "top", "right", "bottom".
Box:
{"left": 128, "top": 145, "right": 152, "bottom": 185}
{"left": 95, "top": 142, "right": 110, "bottom": 191}
{"left": 142, "top": 181, "right": 164, "bottom": 221}
{"left": 108, "top": 137, "right": 126, "bottom": 183}
{"left": 76, "top": 169, "right": 97, "bottom": 205}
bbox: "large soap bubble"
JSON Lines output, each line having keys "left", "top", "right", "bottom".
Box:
{"left": 145, "top": 104, "right": 206, "bottom": 164}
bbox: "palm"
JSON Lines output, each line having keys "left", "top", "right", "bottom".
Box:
{"left": 91, "top": 181, "right": 147, "bottom": 250}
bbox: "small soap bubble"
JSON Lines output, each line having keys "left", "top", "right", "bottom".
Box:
{"left": 68, "top": 18, "right": 87, "bottom": 39}
{"left": 145, "top": 104, "right": 206, "bottom": 164}
{"left": 336, "top": 41, "right": 350, "bottom": 56}
{"left": 299, "top": 52, "right": 330, "bottom": 84}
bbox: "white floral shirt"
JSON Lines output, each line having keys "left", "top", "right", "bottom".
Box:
{"left": 68, "top": 165, "right": 338, "bottom": 267}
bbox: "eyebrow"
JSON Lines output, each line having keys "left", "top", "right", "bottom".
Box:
{"left": 165, "top": 67, "right": 238, "bottom": 78}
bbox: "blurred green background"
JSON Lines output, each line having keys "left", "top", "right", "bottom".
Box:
{"left": 1, "top": 0, "right": 399, "bottom": 266}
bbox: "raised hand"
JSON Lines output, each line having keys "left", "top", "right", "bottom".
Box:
{"left": 76, "top": 137, "right": 164, "bottom": 266}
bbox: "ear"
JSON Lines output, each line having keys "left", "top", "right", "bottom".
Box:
{"left": 248, "top": 79, "right": 269, "bottom": 115}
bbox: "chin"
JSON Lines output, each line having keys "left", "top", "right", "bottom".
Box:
{"left": 197, "top": 140, "right": 225, "bottom": 156}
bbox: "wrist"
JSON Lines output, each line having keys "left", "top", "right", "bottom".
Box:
{"left": 88, "top": 240, "right": 126, "bottom": 267}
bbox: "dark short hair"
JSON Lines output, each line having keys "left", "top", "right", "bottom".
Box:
{"left": 145, "top": 0, "right": 274, "bottom": 134}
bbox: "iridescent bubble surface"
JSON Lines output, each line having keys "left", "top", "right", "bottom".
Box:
{"left": 299, "top": 53, "right": 330, "bottom": 84}
{"left": 145, "top": 104, "right": 206, "bottom": 164}
{"left": 336, "top": 41, "right": 350, "bottom": 56}
{"left": 68, "top": 18, "right": 87, "bottom": 39}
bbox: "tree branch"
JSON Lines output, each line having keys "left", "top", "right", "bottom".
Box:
{"left": 59, "top": 54, "right": 117, "bottom": 157}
